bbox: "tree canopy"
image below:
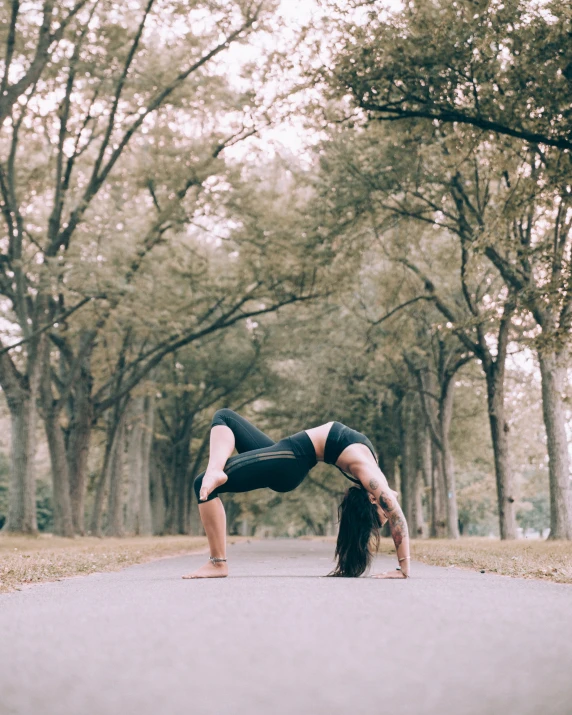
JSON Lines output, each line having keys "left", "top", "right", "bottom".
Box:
{"left": 0, "top": 0, "right": 570, "bottom": 541}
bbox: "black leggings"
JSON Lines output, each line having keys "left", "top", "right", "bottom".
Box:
{"left": 193, "top": 409, "right": 317, "bottom": 502}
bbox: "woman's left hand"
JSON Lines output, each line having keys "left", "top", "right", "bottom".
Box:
{"left": 372, "top": 570, "right": 408, "bottom": 579}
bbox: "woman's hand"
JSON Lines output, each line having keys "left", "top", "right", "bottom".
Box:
{"left": 372, "top": 570, "right": 408, "bottom": 579}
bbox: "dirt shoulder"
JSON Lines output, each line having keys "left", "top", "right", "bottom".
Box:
{"left": 377, "top": 537, "right": 572, "bottom": 584}
{"left": 3, "top": 535, "right": 571, "bottom": 591}
{"left": 0, "top": 534, "right": 218, "bottom": 593}
{"left": 303, "top": 535, "right": 572, "bottom": 584}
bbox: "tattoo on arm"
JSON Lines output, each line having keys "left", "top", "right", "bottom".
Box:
{"left": 378, "top": 490, "right": 395, "bottom": 513}
{"left": 388, "top": 510, "right": 409, "bottom": 549}
{"left": 369, "top": 478, "right": 379, "bottom": 491}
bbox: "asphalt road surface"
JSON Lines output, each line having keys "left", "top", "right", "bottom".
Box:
{"left": 1, "top": 539, "right": 571, "bottom": 715}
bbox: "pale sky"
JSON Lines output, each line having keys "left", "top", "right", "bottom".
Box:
{"left": 222, "top": 0, "right": 404, "bottom": 163}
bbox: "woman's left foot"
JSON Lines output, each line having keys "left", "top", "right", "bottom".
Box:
{"left": 182, "top": 560, "right": 228, "bottom": 579}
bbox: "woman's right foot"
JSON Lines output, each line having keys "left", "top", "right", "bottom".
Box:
{"left": 182, "top": 560, "right": 228, "bottom": 579}
{"left": 199, "top": 468, "right": 228, "bottom": 501}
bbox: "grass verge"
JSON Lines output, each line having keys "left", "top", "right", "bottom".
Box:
{"left": 3, "top": 535, "right": 571, "bottom": 590}
{"left": 0, "top": 535, "right": 215, "bottom": 593}
{"left": 376, "top": 536, "right": 572, "bottom": 584}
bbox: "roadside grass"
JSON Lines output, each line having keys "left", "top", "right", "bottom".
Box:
{"left": 376, "top": 537, "right": 572, "bottom": 584}
{"left": 3, "top": 534, "right": 571, "bottom": 591}
{"left": 0, "top": 534, "right": 212, "bottom": 593}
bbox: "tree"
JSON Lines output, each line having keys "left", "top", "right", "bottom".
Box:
{"left": 0, "top": 0, "right": 269, "bottom": 533}
{"left": 313, "top": 121, "right": 522, "bottom": 538}
{"left": 152, "top": 329, "right": 268, "bottom": 535}
{"left": 326, "top": 0, "right": 572, "bottom": 152}
{"left": 404, "top": 330, "right": 472, "bottom": 539}
{"left": 0, "top": 0, "right": 91, "bottom": 125}
{"left": 324, "top": 0, "right": 572, "bottom": 537}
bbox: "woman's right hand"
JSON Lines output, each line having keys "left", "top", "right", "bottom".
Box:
{"left": 372, "top": 570, "right": 408, "bottom": 579}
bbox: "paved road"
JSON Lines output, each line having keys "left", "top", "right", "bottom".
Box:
{"left": 1, "top": 540, "right": 571, "bottom": 715}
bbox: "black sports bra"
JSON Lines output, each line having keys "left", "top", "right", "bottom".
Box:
{"left": 324, "top": 422, "right": 378, "bottom": 484}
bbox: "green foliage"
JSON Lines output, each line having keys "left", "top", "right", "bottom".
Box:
{"left": 517, "top": 494, "right": 550, "bottom": 533}
{"left": 0, "top": 0, "right": 568, "bottom": 541}
{"left": 326, "top": 0, "right": 572, "bottom": 151}
{"left": 0, "top": 453, "right": 53, "bottom": 532}
{"left": 35, "top": 481, "right": 54, "bottom": 533}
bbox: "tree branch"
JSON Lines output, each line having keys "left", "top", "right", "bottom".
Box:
{"left": 94, "top": 290, "right": 319, "bottom": 414}
{"left": 0, "top": 297, "right": 92, "bottom": 356}
{"left": 360, "top": 101, "right": 572, "bottom": 152}
{"left": 0, "top": 0, "right": 92, "bottom": 124}
{"left": 54, "top": 6, "right": 262, "bottom": 254}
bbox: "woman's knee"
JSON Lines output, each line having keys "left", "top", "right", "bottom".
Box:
{"left": 211, "top": 408, "right": 237, "bottom": 428}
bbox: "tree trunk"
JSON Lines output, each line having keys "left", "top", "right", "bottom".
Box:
{"left": 174, "top": 449, "right": 191, "bottom": 535}
{"left": 186, "top": 429, "right": 209, "bottom": 535}
{"left": 410, "top": 421, "right": 428, "bottom": 538}
{"left": 67, "top": 368, "right": 93, "bottom": 535}
{"left": 414, "top": 363, "right": 459, "bottom": 539}
{"left": 125, "top": 399, "right": 144, "bottom": 535}
{"left": 431, "top": 442, "right": 447, "bottom": 538}
{"left": 404, "top": 425, "right": 417, "bottom": 530}
{"left": 412, "top": 471, "right": 427, "bottom": 538}
{"left": 124, "top": 395, "right": 154, "bottom": 535}
{"left": 91, "top": 410, "right": 124, "bottom": 536}
{"left": 398, "top": 397, "right": 416, "bottom": 527}
{"left": 485, "top": 367, "right": 517, "bottom": 539}
{"left": 440, "top": 438, "right": 459, "bottom": 538}
{"left": 91, "top": 442, "right": 112, "bottom": 537}
{"left": 107, "top": 416, "right": 126, "bottom": 537}
{"left": 39, "top": 336, "right": 74, "bottom": 538}
{"left": 440, "top": 385, "right": 459, "bottom": 539}
{"left": 538, "top": 351, "right": 572, "bottom": 540}
{"left": 150, "top": 450, "right": 166, "bottom": 535}
{"left": 420, "top": 427, "right": 432, "bottom": 490}
{"left": 138, "top": 396, "right": 154, "bottom": 536}
{"left": 1, "top": 340, "right": 42, "bottom": 534}
{"left": 176, "top": 448, "right": 190, "bottom": 535}
{"left": 5, "top": 395, "right": 39, "bottom": 534}
{"left": 164, "top": 420, "right": 193, "bottom": 535}
{"left": 43, "top": 409, "right": 74, "bottom": 537}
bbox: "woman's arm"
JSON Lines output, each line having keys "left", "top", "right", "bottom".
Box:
{"left": 355, "top": 464, "right": 411, "bottom": 578}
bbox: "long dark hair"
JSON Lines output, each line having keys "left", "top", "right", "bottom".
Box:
{"left": 330, "top": 486, "right": 381, "bottom": 577}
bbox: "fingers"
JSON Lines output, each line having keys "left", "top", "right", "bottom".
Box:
{"left": 372, "top": 571, "right": 404, "bottom": 579}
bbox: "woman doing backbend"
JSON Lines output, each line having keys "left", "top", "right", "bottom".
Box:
{"left": 182, "top": 409, "right": 410, "bottom": 580}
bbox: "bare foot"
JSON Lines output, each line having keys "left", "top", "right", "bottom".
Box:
{"left": 199, "top": 468, "right": 228, "bottom": 502}
{"left": 182, "top": 560, "right": 228, "bottom": 579}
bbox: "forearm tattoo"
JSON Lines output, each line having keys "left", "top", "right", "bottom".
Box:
{"left": 369, "top": 478, "right": 379, "bottom": 491}
{"left": 378, "top": 490, "right": 395, "bottom": 513}
{"left": 388, "top": 509, "right": 409, "bottom": 548}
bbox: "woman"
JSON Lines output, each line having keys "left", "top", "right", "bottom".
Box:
{"left": 182, "top": 409, "right": 410, "bottom": 579}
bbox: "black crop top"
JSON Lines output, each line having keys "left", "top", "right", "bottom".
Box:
{"left": 324, "top": 422, "right": 378, "bottom": 484}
